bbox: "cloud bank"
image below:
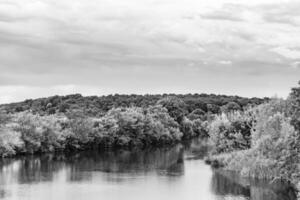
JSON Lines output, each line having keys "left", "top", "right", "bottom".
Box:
{"left": 0, "top": 0, "right": 299, "bottom": 103}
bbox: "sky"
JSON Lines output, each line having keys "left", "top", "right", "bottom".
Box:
{"left": 0, "top": 0, "right": 300, "bottom": 103}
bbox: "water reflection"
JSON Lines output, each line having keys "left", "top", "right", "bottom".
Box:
{"left": 211, "top": 171, "right": 297, "bottom": 200}
{"left": 0, "top": 139, "right": 297, "bottom": 200}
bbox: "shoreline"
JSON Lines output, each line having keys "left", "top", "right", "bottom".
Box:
{"left": 205, "top": 155, "right": 300, "bottom": 198}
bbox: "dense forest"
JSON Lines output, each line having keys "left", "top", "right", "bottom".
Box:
{"left": 0, "top": 93, "right": 266, "bottom": 153}
{"left": 0, "top": 93, "right": 266, "bottom": 117}
{"left": 0, "top": 82, "right": 299, "bottom": 195}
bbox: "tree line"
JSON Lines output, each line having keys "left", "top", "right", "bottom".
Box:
{"left": 0, "top": 93, "right": 267, "bottom": 117}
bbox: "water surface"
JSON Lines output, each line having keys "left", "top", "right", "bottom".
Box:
{"left": 0, "top": 139, "right": 297, "bottom": 200}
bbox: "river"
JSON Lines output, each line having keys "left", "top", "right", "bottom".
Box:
{"left": 0, "top": 139, "right": 297, "bottom": 200}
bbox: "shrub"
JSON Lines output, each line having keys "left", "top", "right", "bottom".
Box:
{"left": 187, "top": 108, "right": 206, "bottom": 120}
{"left": 0, "top": 127, "right": 23, "bottom": 157}
{"left": 209, "top": 95, "right": 300, "bottom": 188}
{"left": 157, "top": 96, "right": 187, "bottom": 123}
{"left": 145, "top": 105, "right": 182, "bottom": 144}
{"left": 207, "top": 104, "right": 220, "bottom": 114}
{"left": 288, "top": 81, "right": 300, "bottom": 131}
{"left": 208, "top": 111, "right": 253, "bottom": 154}
{"left": 221, "top": 102, "right": 241, "bottom": 113}
{"left": 192, "top": 119, "right": 209, "bottom": 137}
{"left": 0, "top": 110, "right": 10, "bottom": 125}
{"left": 180, "top": 117, "right": 195, "bottom": 139}
{"left": 251, "top": 99, "right": 291, "bottom": 148}
{"left": 13, "top": 112, "right": 65, "bottom": 153}
{"left": 63, "top": 117, "right": 94, "bottom": 150}
{"left": 96, "top": 106, "right": 183, "bottom": 147}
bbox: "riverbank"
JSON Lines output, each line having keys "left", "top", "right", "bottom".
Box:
{"left": 202, "top": 82, "right": 300, "bottom": 199}
{"left": 205, "top": 152, "right": 300, "bottom": 198}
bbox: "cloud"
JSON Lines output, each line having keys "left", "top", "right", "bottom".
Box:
{"left": 200, "top": 11, "right": 244, "bottom": 22}
{"left": 0, "top": 0, "right": 299, "bottom": 102}
{"left": 219, "top": 60, "right": 232, "bottom": 65}
{"left": 291, "top": 61, "right": 300, "bottom": 69}
{"left": 199, "top": 4, "right": 246, "bottom": 22}
{"left": 258, "top": 2, "right": 300, "bottom": 26}
{"left": 271, "top": 47, "right": 300, "bottom": 59}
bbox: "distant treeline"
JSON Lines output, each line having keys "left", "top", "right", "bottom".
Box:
{"left": 0, "top": 93, "right": 268, "bottom": 116}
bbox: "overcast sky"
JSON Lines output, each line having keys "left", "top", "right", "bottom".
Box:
{"left": 0, "top": 0, "right": 300, "bottom": 103}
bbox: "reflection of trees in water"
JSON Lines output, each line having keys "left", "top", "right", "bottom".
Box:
{"left": 66, "top": 145, "right": 185, "bottom": 181}
{"left": 0, "top": 139, "right": 297, "bottom": 200}
{"left": 183, "top": 138, "right": 210, "bottom": 160}
{"left": 17, "top": 154, "right": 65, "bottom": 184}
{"left": 0, "top": 154, "right": 68, "bottom": 185}
{"left": 0, "top": 144, "right": 186, "bottom": 184}
{"left": 211, "top": 171, "right": 297, "bottom": 200}
{"left": 0, "top": 188, "right": 10, "bottom": 199}
{"left": 159, "top": 147, "right": 184, "bottom": 176}
{"left": 211, "top": 171, "right": 250, "bottom": 197}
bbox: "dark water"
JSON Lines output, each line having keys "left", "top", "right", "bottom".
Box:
{"left": 0, "top": 139, "right": 297, "bottom": 200}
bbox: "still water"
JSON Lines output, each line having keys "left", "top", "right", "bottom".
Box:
{"left": 0, "top": 139, "right": 297, "bottom": 200}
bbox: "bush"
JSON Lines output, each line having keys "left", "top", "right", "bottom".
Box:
{"left": 63, "top": 117, "right": 94, "bottom": 150}
{"left": 96, "top": 106, "right": 183, "bottom": 147}
{"left": 209, "top": 96, "right": 300, "bottom": 189}
{"left": 145, "top": 105, "right": 183, "bottom": 144}
{"left": 251, "top": 99, "right": 291, "bottom": 148}
{"left": 13, "top": 112, "right": 65, "bottom": 154}
{"left": 187, "top": 108, "right": 206, "bottom": 120}
{"left": 0, "top": 127, "right": 23, "bottom": 157}
{"left": 221, "top": 102, "right": 241, "bottom": 113}
{"left": 192, "top": 119, "right": 209, "bottom": 137}
{"left": 180, "top": 117, "right": 195, "bottom": 139}
{"left": 157, "top": 96, "right": 187, "bottom": 123}
{"left": 0, "top": 110, "right": 10, "bottom": 125}
{"left": 288, "top": 81, "right": 300, "bottom": 131}
{"left": 208, "top": 111, "right": 253, "bottom": 154}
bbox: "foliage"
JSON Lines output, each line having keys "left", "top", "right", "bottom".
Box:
{"left": 63, "top": 117, "right": 95, "bottom": 150}
{"left": 221, "top": 102, "right": 241, "bottom": 113}
{"left": 0, "top": 105, "right": 185, "bottom": 156}
{"left": 208, "top": 93, "right": 300, "bottom": 190}
{"left": 13, "top": 112, "right": 66, "bottom": 153}
{"left": 208, "top": 111, "right": 252, "bottom": 153}
{"left": 0, "top": 93, "right": 266, "bottom": 118}
{"left": 207, "top": 104, "right": 220, "bottom": 114}
{"left": 0, "top": 127, "right": 23, "bottom": 157}
{"left": 192, "top": 119, "right": 209, "bottom": 137}
{"left": 288, "top": 81, "right": 300, "bottom": 131}
{"left": 95, "top": 105, "right": 183, "bottom": 147}
{"left": 187, "top": 108, "right": 206, "bottom": 120}
{"left": 157, "top": 96, "right": 188, "bottom": 123}
{"left": 0, "top": 110, "right": 10, "bottom": 125}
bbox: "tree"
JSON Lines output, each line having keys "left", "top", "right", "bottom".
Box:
{"left": 157, "top": 96, "right": 187, "bottom": 123}
{"left": 0, "top": 110, "right": 9, "bottom": 125}
{"left": 221, "top": 102, "right": 241, "bottom": 113}
{"left": 59, "top": 103, "right": 70, "bottom": 113}
{"left": 187, "top": 108, "right": 206, "bottom": 120}
{"left": 289, "top": 81, "right": 300, "bottom": 131}
{"left": 207, "top": 104, "right": 220, "bottom": 114}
